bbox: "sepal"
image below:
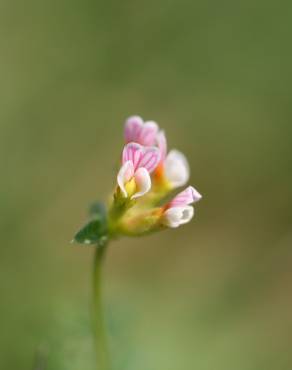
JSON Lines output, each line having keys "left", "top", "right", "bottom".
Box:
{"left": 119, "top": 208, "right": 164, "bottom": 236}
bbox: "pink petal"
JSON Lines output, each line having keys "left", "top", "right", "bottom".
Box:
{"left": 125, "top": 116, "right": 159, "bottom": 146}
{"left": 157, "top": 130, "right": 167, "bottom": 161}
{"left": 122, "top": 143, "right": 161, "bottom": 173}
{"left": 138, "top": 146, "right": 161, "bottom": 173}
{"left": 122, "top": 143, "right": 144, "bottom": 170}
{"left": 138, "top": 121, "right": 159, "bottom": 146}
{"left": 169, "top": 186, "right": 202, "bottom": 207}
{"left": 124, "top": 116, "right": 144, "bottom": 143}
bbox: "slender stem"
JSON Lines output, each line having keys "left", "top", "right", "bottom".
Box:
{"left": 32, "top": 345, "right": 48, "bottom": 370}
{"left": 93, "top": 244, "right": 111, "bottom": 370}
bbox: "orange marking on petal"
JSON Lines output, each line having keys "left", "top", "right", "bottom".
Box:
{"left": 154, "top": 162, "right": 165, "bottom": 180}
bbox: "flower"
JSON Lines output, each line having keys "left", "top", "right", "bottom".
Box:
{"left": 74, "top": 115, "right": 202, "bottom": 245}
{"left": 125, "top": 116, "right": 159, "bottom": 146}
{"left": 117, "top": 186, "right": 202, "bottom": 235}
{"left": 124, "top": 116, "right": 190, "bottom": 190}
{"left": 162, "top": 186, "right": 202, "bottom": 228}
{"left": 156, "top": 130, "right": 190, "bottom": 189}
{"left": 117, "top": 142, "right": 161, "bottom": 199}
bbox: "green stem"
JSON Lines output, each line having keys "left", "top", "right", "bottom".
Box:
{"left": 93, "top": 244, "right": 111, "bottom": 370}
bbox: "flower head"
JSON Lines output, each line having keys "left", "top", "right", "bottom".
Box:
{"left": 117, "top": 143, "right": 160, "bottom": 199}
{"left": 74, "top": 116, "right": 202, "bottom": 245}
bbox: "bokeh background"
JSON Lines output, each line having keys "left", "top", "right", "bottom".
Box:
{"left": 1, "top": 0, "right": 292, "bottom": 369}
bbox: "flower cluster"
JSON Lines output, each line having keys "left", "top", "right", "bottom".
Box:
{"left": 74, "top": 116, "right": 202, "bottom": 245}
{"left": 110, "top": 116, "right": 202, "bottom": 235}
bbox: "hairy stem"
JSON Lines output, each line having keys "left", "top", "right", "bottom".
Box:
{"left": 93, "top": 244, "right": 111, "bottom": 370}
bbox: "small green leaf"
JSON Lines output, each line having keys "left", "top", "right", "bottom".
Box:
{"left": 73, "top": 202, "right": 108, "bottom": 246}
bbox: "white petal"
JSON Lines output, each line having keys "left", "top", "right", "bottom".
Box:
{"left": 117, "top": 161, "right": 134, "bottom": 197}
{"left": 179, "top": 206, "right": 195, "bottom": 224}
{"left": 162, "top": 206, "right": 194, "bottom": 228}
{"left": 132, "top": 168, "right": 151, "bottom": 199}
{"left": 164, "top": 149, "right": 190, "bottom": 188}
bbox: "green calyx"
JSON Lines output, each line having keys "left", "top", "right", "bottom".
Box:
{"left": 73, "top": 186, "right": 168, "bottom": 247}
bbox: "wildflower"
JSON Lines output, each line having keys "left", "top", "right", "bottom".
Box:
{"left": 162, "top": 186, "right": 202, "bottom": 228}
{"left": 117, "top": 142, "right": 161, "bottom": 199}
{"left": 74, "top": 116, "right": 202, "bottom": 245}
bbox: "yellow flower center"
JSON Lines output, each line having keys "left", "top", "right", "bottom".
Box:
{"left": 125, "top": 177, "right": 137, "bottom": 198}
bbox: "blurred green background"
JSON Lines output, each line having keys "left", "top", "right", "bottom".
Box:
{"left": 1, "top": 0, "right": 292, "bottom": 369}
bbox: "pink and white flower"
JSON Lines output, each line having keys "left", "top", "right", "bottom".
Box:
{"left": 162, "top": 186, "right": 202, "bottom": 228}
{"left": 125, "top": 116, "right": 159, "bottom": 147}
{"left": 124, "top": 115, "right": 192, "bottom": 189}
{"left": 117, "top": 143, "right": 161, "bottom": 199}
{"left": 156, "top": 131, "right": 190, "bottom": 188}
